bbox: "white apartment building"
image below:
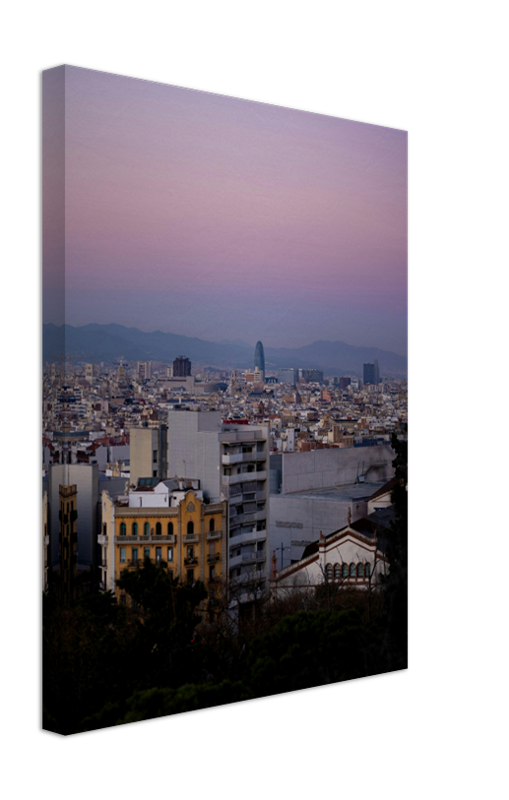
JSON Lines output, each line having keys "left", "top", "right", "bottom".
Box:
{"left": 167, "top": 410, "right": 270, "bottom": 603}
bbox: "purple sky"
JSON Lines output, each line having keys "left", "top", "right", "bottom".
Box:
{"left": 43, "top": 66, "right": 407, "bottom": 355}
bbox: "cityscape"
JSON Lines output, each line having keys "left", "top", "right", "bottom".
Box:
{"left": 42, "top": 66, "right": 407, "bottom": 735}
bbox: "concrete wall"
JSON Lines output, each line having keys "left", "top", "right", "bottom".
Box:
{"left": 268, "top": 493, "right": 368, "bottom": 566}
{"left": 167, "top": 411, "right": 222, "bottom": 498}
{"left": 281, "top": 445, "right": 394, "bottom": 493}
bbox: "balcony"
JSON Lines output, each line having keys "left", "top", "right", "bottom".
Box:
{"left": 183, "top": 534, "right": 199, "bottom": 544}
{"left": 114, "top": 534, "right": 176, "bottom": 544}
{"left": 242, "top": 552, "right": 265, "bottom": 564}
{"left": 229, "top": 529, "right": 267, "bottom": 546}
{"left": 222, "top": 450, "right": 267, "bottom": 465}
{"left": 206, "top": 530, "right": 222, "bottom": 541}
{"left": 207, "top": 553, "right": 221, "bottom": 564}
{"left": 222, "top": 470, "right": 266, "bottom": 486}
{"left": 184, "top": 557, "right": 198, "bottom": 566}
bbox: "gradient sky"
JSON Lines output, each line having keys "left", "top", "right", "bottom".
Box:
{"left": 43, "top": 66, "right": 407, "bottom": 355}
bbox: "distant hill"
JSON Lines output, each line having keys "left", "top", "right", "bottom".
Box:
{"left": 42, "top": 324, "right": 407, "bottom": 378}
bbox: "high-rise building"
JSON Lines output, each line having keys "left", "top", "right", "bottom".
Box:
{"left": 363, "top": 359, "right": 380, "bottom": 386}
{"left": 166, "top": 410, "right": 269, "bottom": 604}
{"left": 254, "top": 341, "right": 265, "bottom": 380}
{"left": 137, "top": 361, "right": 152, "bottom": 382}
{"left": 173, "top": 356, "right": 191, "bottom": 377}
{"left": 279, "top": 368, "right": 296, "bottom": 384}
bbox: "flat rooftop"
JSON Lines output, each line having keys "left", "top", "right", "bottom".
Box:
{"left": 278, "top": 482, "right": 385, "bottom": 502}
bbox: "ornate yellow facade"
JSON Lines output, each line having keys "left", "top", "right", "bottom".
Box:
{"left": 100, "top": 489, "right": 227, "bottom": 609}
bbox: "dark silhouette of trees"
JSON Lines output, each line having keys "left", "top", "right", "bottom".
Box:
{"left": 380, "top": 432, "right": 408, "bottom": 670}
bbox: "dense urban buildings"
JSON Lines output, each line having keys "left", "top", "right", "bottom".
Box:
{"left": 43, "top": 350, "right": 406, "bottom": 605}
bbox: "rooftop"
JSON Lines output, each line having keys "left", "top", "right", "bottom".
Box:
{"left": 279, "top": 482, "right": 386, "bottom": 502}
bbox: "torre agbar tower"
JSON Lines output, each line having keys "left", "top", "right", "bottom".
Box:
{"left": 254, "top": 341, "right": 265, "bottom": 381}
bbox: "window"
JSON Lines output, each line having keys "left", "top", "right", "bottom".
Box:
{"left": 167, "top": 522, "right": 173, "bottom": 536}
{"left": 132, "top": 547, "right": 138, "bottom": 563}
{"left": 144, "top": 522, "right": 149, "bottom": 537}
{"left": 209, "top": 518, "right": 215, "bottom": 532}
{"left": 209, "top": 565, "right": 215, "bottom": 581}
{"left": 364, "top": 563, "right": 371, "bottom": 578}
{"left": 120, "top": 594, "right": 126, "bottom": 605}
{"left": 144, "top": 547, "right": 150, "bottom": 561}
{"left": 120, "top": 547, "right": 126, "bottom": 563}
{"left": 334, "top": 564, "right": 341, "bottom": 580}
{"left": 187, "top": 569, "right": 194, "bottom": 584}
{"left": 342, "top": 563, "right": 349, "bottom": 578}
{"left": 187, "top": 521, "right": 194, "bottom": 535}
{"left": 155, "top": 522, "right": 162, "bottom": 536}
{"left": 156, "top": 547, "right": 162, "bottom": 563}
{"left": 187, "top": 545, "right": 194, "bottom": 560}
{"left": 325, "top": 563, "right": 333, "bottom": 580}
{"left": 349, "top": 563, "right": 356, "bottom": 577}
{"left": 167, "top": 546, "right": 173, "bottom": 562}
{"left": 132, "top": 522, "right": 138, "bottom": 536}
{"left": 357, "top": 563, "right": 364, "bottom": 578}
{"left": 120, "top": 522, "right": 126, "bottom": 536}
{"left": 209, "top": 542, "right": 215, "bottom": 558}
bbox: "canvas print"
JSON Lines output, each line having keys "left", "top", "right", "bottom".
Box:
{"left": 42, "top": 66, "right": 407, "bottom": 735}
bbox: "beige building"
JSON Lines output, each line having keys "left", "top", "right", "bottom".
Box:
{"left": 129, "top": 425, "right": 167, "bottom": 486}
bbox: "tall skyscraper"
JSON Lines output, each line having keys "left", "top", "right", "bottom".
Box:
{"left": 254, "top": 341, "right": 265, "bottom": 381}
{"left": 173, "top": 356, "right": 191, "bottom": 377}
{"left": 363, "top": 360, "right": 379, "bottom": 385}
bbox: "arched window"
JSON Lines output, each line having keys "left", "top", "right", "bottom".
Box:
{"left": 357, "top": 563, "right": 364, "bottom": 578}
{"left": 144, "top": 522, "right": 150, "bottom": 536}
{"left": 325, "top": 563, "right": 333, "bottom": 581}
{"left": 156, "top": 522, "right": 162, "bottom": 536}
{"left": 364, "top": 563, "right": 371, "bottom": 578}
{"left": 342, "top": 563, "right": 349, "bottom": 578}
{"left": 120, "top": 522, "right": 126, "bottom": 537}
{"left": 334, "top": 563, "right": 341, "bottom": 580}
{"left": 187, "top": 521, "right": 194, "bottom": 535}
{"left": 209, "top": 518, "right": 215, "bottom": 532}
{"left": 349, "top": 563, "right": 356, "bottom": 577}
{"left": 132, "top": 522, "right": 138, "bottom": 536}
{"left": 167, "top": 522, "right": 173, "bottom": 536}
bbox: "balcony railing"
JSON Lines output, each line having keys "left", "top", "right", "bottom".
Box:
{"left": 242, "top": 552, "right": 265, "bottom": 564}
{"left": 207, "top": 553, "right": 221, "bottom": 563}
{"left": 183, "top": 534, "right": 199, "bottom": 543}
{"left": 184, "top": 557, "right": 198, "bottom": 566}
{"left": 114, "top": 534, "right": 176, "bottom": 544}
{"left": 206, "top": 530, "right": 222, "bottom": 541}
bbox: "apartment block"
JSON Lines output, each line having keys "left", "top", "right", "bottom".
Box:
{"left": 166, "top": 410, "right": 270, "bottom": 603}
{"left": 99, "top": 479, "right": 227, "bottom": 612}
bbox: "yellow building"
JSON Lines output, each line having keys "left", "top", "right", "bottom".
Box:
{"left": 99, "top": 480, "right": 227, "bottom": 610}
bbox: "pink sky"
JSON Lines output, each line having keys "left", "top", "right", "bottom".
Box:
{"left": 43, "top": 66, "right": 407, "bottom": 354}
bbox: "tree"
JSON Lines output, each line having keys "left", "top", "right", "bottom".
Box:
{"left": 116, "top": 559, "right": 208, "bottom": 689}
{"left": 380, "top": 433, "right": 408, "bottom": 669}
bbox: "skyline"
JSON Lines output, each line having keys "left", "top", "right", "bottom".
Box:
{"left": 43, "top": 66, "right": 407, "bottom": 356}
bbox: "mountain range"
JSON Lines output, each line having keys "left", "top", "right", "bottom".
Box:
{"left": 43, "top": 323, "right": 407, "bottom": 378}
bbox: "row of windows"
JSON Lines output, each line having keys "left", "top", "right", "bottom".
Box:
{"left": 119, "top": 519, "right": 217, "bottom": 537}
{"left": 325, "top": 562, "right": 371, "bottom": 580}
{"left": 118, "top": 544, "right": 218, "bottom": 564}
{"left": 119, "top": 546, "right": 172, "bottom": 563}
